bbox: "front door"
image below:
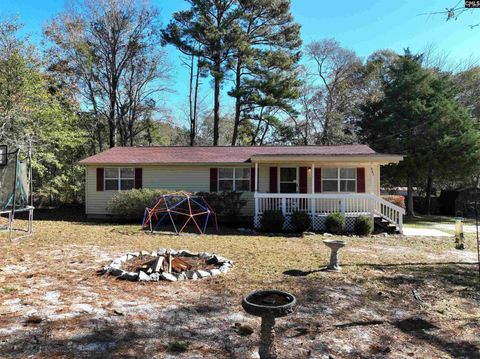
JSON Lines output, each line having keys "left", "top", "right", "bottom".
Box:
{"left": 279, "top": 167, "right": 297, "bottom": 193}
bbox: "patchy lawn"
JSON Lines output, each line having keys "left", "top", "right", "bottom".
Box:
{"left": 0, "top": 215, "right": 479, "bottom": 358}
{"left": 404, "top": 215, "right": 479, "bottom": 235}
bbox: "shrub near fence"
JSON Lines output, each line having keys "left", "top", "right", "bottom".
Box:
{"left": 290, "top": 211, "right": 311, "bottom": 233}
{"left": 107, "top": 189, "right": 172, "bottom": 221}
{"left": 325, "top": 213, "right": 345, "bottom": 234}
{"left": 260, "top": 210, "right": 285, "bottom": 232}
{"left": 381, "top": 195, "right": 405, "bottom": 209}
{"left": 354, "top": 215, "right": 373, "bottom": 236}
{"left": 195, "top": 191, "right": 247, "bottom": 221}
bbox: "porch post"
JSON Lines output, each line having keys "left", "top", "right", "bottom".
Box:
{"left": 255, "top": 162, "right": 259, "bottom": 192}
{"left": 370, "top": 165, "right": 375, "bottom": 194}
{"left": 311, "top": 163, "right": 316, "bottom": 230}
{"left": 311, "top": 163, "right": 315, "bottom": 194}
{"left": 370, "top": 164, "right": 375, "bottom": 222}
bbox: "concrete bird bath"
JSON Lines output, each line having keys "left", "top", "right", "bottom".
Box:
{"left": 323, "top": 239, "right": 347, "bottom": 271}
{"left": 241, "top": 290, "right": 297, "bottom": 359}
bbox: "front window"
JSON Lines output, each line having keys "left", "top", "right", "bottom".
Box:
{"left": 105, "top": 168, "right": 135, "bottom": 191}
{"left": 322, "top": 168, "right": 356, "bottom": 192}
{"left": 218, "top": 168, "right": 251, "bottom": 191}
{"left": 280, "top": 167, "right": 297, "bottom": 193}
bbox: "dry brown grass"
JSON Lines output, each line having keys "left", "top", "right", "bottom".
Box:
{"left": 0, "top": 216, "right": 479, "bottom": 358}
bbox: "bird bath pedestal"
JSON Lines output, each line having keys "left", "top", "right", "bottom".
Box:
{"left": 241, "top": 290, "right": 297, "bottom": 359}
{"left": 323, "top": 239, "right": 347, "bottom": 271}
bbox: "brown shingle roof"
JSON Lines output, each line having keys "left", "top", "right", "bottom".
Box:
{"left": 79, "top": 145, "right": 386, "bottom": 165}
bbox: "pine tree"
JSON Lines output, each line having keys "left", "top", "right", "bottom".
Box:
{"left": 163, "top": 0, "right": 242, "bottom": 146}
{"left": 229, "top": 0, "right": 301, "bottom": 145}
{"left": 359, "top": 50, "right": 480, "bottom": 215}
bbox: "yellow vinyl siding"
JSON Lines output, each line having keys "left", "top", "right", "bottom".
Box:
{"left": 85, "top": 162, "right": 381, "bottom": 216}
{"left": 85, "top": 165, "right": 254, "bottom": 216}
{"left": 256, "top": 163, "right": 380, "bottom": 195}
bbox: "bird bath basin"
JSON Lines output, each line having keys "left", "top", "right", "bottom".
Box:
{"left": 323, "top": 239, "right": 347, "bottom": 271}
{"left": 242, "top": 290, "right": 297, "bottom": 359}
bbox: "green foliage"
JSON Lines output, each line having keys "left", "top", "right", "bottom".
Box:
{"left": 162, "top": 0, "right": 240, "bottom": 145}
{"left": 228, "top": 0, "right": 302, "bottom": 145}
{"left": 1, "top": 286, "right": 17, "bottom": 293}
{"left": 359, "top": 49, "right": 480, "bottom": 214}
{"left": 168, "top": 341, "right": 189, "bottom": 353}
{"left": 0, "top": 19, "right": 89, "bottom": 204}
{"left": 107, "top": 189, "right": 172, "bottom": 221}
{"left": 382, "top": 195, "right": 406, "bottom": 209}
{"left": 196, "top": 191, "right": 247, "bottom": 219}
{"left": 354, "top": 215, "right": 373, "bottom": 236}
{"left": 290, "top": 211, "right": 311, "bottom": 233}
{"left": 260, "top": 210, "right": 285, "bottom": 232}
{"left": 325, "top": 213, "right": 345, "bottom": 234}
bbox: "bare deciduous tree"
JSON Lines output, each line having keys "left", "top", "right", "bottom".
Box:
{"left": 45, "top": 0, "right": 169, "bottom": 149}
{"left": 305, "top": 39, "right": 363, "bottom": 144}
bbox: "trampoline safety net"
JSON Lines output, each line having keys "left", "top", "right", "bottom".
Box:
{"left": 0, "top": 151, "right": 29, "bottom": 210}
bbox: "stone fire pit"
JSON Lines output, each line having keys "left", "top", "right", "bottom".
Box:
{"left": 103, "top": 248, "right": 233, "bottom": 282}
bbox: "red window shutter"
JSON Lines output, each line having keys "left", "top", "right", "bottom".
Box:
{"left": 250, "top": 167, "right": 256, "bottom": 192}
{"left": 357, "top": 168, "right": 366, "bottom": 193}
{"left": 299, "top": 167, "right": 308, "bottom": 193}
{"left": 96, "top": 168, "right": 104, "bottom": 191}
{"left": 134, "top": 168, "right": 142, "bottom": 189}
{"left": 269, "top": 167, "right": 278, "bottom": 193}
{"left": 314, "top": 168, "right": 322, "bottom": 193}
{"left": 210, "top": 168, "right": 218, "bottom": 192}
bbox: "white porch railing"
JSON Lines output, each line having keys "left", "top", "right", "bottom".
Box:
{"left": 254, "top": 193, "right": 405, "bottom": 233}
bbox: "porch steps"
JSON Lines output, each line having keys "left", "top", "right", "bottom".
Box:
{"left": 374, "top": 216, "right": 400, "bottom": 234}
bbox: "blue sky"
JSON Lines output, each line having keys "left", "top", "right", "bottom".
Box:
{"left": 1, "top": 0, "right": 479, "bottom": 124}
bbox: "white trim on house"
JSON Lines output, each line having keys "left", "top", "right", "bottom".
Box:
{"left": 320, "top": 167, "right": 357, "bottom": 194}
{"left": 104, "top": 167, "right": 135, "bottom": 191}
{"left": 278, "top": 166, "right": 299, "bottom": 194}
{"left": 217, "top": 167, "right": 252, "bottom": 192}
{"left": 250, "top": 154, "right": 403, "bottom": 164}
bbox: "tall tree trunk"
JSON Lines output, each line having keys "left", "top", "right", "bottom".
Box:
{"left": 96, "top": 122, "right": 104, "bottom": 152}
{"left": 188, "top": 55, "right": 200, "bottom": 147}
{"left": 231, "top": 59, "right": 242, "bottom": 146}
{"left": 192, "top": 58, "right": 200, "bottom": 146}
{"left": 213, "top": 58, "right": 221, "bottom": 146}
{"left": 188, "top": 54, "right": 195, "bottom": 146}
{"left": 407, "top": 174, "right": 415, "bottom": 216}
{"left": 108, "top": 116, "right": 116, "bottom": 148}
{"left": 129, "top": 123, "right": 134, "bottom": 146}
{"left": 109, "top": 86, "right": 117, "bottom": 148}
{"left": 250, "top": 109, "right": 265, "bottom": 145}
{"left": 424, "top": 169, "right": 433, "bottom": 215}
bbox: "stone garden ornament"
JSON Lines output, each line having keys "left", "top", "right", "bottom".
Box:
{"left": 242, "top": 290, "right": 297, "bottom": 359}
{"left": 323, "top": 239, "right": 347, "bottom": 271}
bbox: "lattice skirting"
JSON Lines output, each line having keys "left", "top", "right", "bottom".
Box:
{"left": 254, "top": 214, "right": 359, "bottom": 232}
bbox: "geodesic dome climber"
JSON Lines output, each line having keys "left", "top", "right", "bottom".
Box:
{"left": 0, "top": 143, "right": 34, "bottom": 241}
{"left": 141, "top": 192, "right": 218, "bottom": 234}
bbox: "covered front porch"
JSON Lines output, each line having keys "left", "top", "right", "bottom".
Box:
{"left": 250, "top": 154, "right": 405, "bottom": 233}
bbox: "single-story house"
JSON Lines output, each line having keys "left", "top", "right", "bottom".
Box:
{"left": 79, "top": 145, "right": 405, "bottom": 232}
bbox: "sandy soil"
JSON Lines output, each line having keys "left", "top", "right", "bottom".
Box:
{"left": 0, "top": 219, "right": 479, "bottom": 358}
